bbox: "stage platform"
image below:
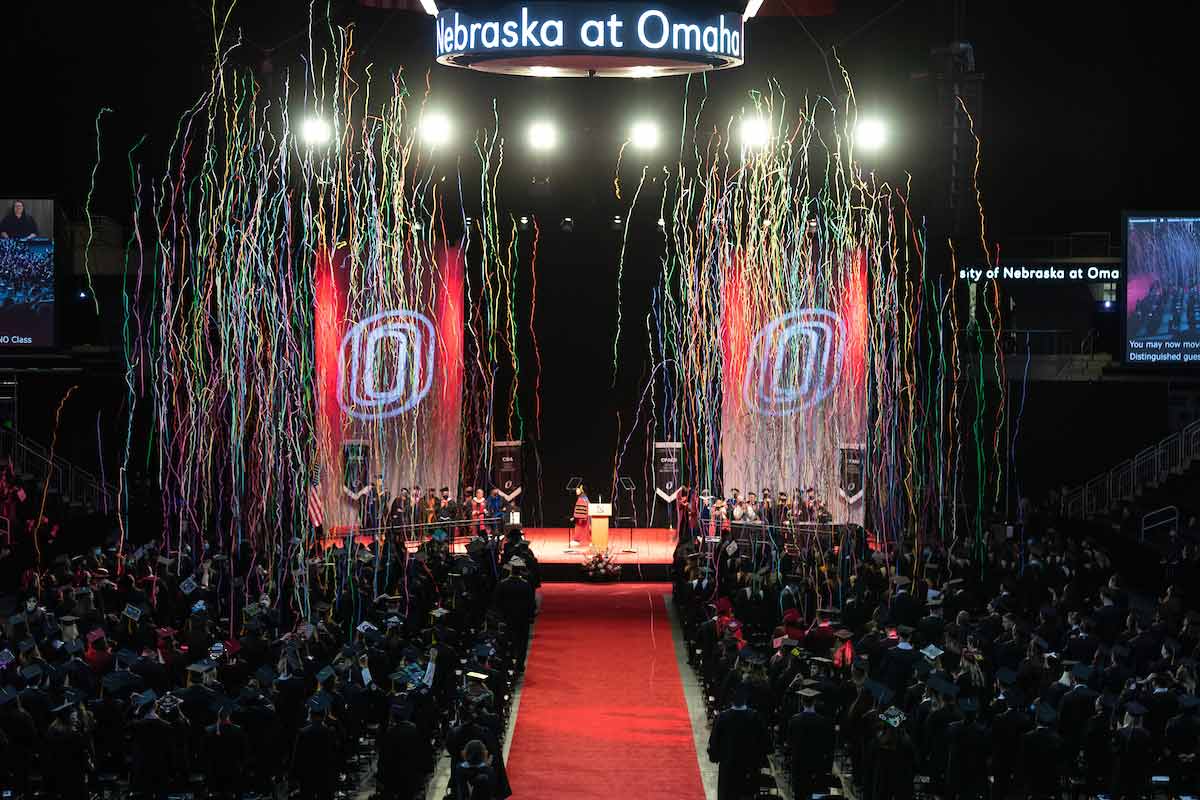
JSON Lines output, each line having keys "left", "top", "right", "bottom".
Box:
{"left": 521, "top": 527, "right": 675, "bottom": 564}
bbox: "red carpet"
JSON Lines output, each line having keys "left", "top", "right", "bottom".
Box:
{"left": 506, "top": 583, "right": 706, "bottom": 799}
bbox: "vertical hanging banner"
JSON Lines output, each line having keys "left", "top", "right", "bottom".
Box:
{"left": 720, "top": 249, "right": 868, "bottom": 524}
{"left": 313, "top": 244, "right": 465, "bottom": 531}
{"left": 492, "top": 440, "right": 524, "bottom": 501}
{"left": 653, "top": 442, "right": 682, "bottom": 501}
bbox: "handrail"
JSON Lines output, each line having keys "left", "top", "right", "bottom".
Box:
{"left": 0, "top": 428, "right": 115, "bottom": 515}
{"left": 1066, "top": 418, "right": 1200, "bottom": 520}
{"left": 1142, "top": 505, "right": 1179, "bottom": 544}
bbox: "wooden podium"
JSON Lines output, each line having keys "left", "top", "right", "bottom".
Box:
{"left": 588, "top": 503, "right": 612, "bottom": 551}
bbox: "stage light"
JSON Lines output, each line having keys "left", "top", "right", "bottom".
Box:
{"left": 1104, "top": 299, "right": 1114, "bottom": 309}
{"left": 740, "top": 116, "right": 771, "bottom": 150}
{"left": 528, "top": 120, "right": 559, "bottom": 152}
{"left": 611, "top": 215, "right": 624, "bottom": 230}
{"left": 561, "top": 217, "right": 574, "bottom": 232}
{"left": 465, "top": 215, "right": 474, "bottom": 228}
{"left": 743, "top": 0, "right": 765, "bottom": 19}
{"left": 855, "top": 118, "right": 888, "bottom": 152}
{"left": 630, "top": 120, "right": 660, "bottom": 151}
{"left": 518, "top": 215, "right": 530, "bottom": 231}
{"left": 529, "top": 66, "right": 563, "bottom": 78}
{"left": 78, "top": 290, "right": 88, "bottom": 300}
{"left": 419, "top": 112, "right": 452, "bottom": 148}
{"left": 300, "top": 116, "right": 332, "bottom": 147}
{"left": 630, "top": 66, "right": 658, "bottom": 79}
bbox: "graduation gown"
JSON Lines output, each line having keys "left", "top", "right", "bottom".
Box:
{"left": 708, "top": 706, "right": 769, "bottom": 800}
{"left": 573, "top": 494, "right": 591, "bottom": 545}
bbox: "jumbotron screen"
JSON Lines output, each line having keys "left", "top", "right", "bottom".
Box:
{"left": 0, "top": 197, "right": 55, "bottom": 348}
{"left": 1125, "top": 214, "right": 1200, "bottom": 365}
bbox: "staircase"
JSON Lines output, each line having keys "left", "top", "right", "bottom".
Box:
{"left": 0, "top": 427, "right": 115, "bottom": 516}
{"left": 1064, "top": 418, "right": 1200, "bottom": 520}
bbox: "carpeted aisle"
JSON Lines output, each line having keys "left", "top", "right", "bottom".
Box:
{"left": 506, "top": 583, "right": 707, "bottom": 799}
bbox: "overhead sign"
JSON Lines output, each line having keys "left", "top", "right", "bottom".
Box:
{"left": 435, "top": 3, "right": 745, "bottom": 77}
{"left": 958, "top": 260, "right": 1122, "bottom": 283}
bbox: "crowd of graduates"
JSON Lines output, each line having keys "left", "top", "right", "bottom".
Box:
{"left": 676, "top": 516, "right": 1200, "bottom": 799}
{"left": 0, "top": 517, "right": 542, "bottom": 800}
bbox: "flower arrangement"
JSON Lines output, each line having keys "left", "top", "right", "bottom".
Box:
{"left": 581, "top": 548, "right": 621, "bottom": 581}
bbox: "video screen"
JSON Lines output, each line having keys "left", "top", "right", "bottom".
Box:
{"left": 0, "top": 197, "right": 55, "bottom": 348}
{"left": 1126, "top": 215, "right": 1200, "bottom": 365}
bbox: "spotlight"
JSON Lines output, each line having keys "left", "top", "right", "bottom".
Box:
{"left": 855, "top": 118, "right": 888, "bottom": 152}
{"left": 518, "top": 215, "right": 530, "bottom": 231}
{"left": 1103, "top": 299, "right": 1114, "bottom": 309}
{"left": 300, "top": 116, "right": 332, "bottom": 147}
{"left": 78, "top": 290, "right": 88, "bottom": 300}
{"left": 611, "top": 215, "right": 624, "bottom": 231}
{"left": 419, "top": 112, "right": 452, "bottom": 148}
{"left": 740, "top": 116, "right": 771, "bottom": 150}
{"left": 529, "top": 120, "right": 559, "bottom": 152}
{"left": 560, "top": 217, "right": 574, "bottom": 233}
{"left": 630, "top": 121, "right": 660, "bottom": 151}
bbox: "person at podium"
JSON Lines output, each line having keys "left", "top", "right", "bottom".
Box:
{"left": 570, "top": 484, "right": 590, "bottom": 547}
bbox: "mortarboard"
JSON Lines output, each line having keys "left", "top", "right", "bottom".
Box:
{"left": 179, "top": 576, "right": 198, "bottom": 595}
{"left": 739, "top": 646, "right": 768, "bottom": 667}
{"left": 0, "top": 687, "right": 17, "bottom": 706}
{"left": 306, "top": 694, "right": 332, "bottom": 713}
{"left": 19, "top": 663, "right": 43, "bottom": 682}
{"left": 115, "top": 648, "right": 138, "bottom": 666}
{"left": 1125, "top": 701, "right": 1148, "bottom": 718}
{"left": 896, "top": 625, "right": 915, "bottom": 637}
{"left": 0, "top": 648, "right": 13, "bottom": 668}
{"left": 133, "top": 689, "right": 158, "bottom": 709}
{"left": 890, "top": 575, "right": 911, "bottom": 587}
{"left": 1179, "top": 694, "right": 1200, "bottom": 711}
{"left": 864, "top": 679, "right": 893, "bottom": 706}
{"left": 995, "top": 667, "right": 1017, "bottom": 686}
{"left": 879, "top": 706, "right": 906, "bottom": 728}
{"left": 17, "top": 639, "right": 36, "bottom": 655}
{"left": 959, "top": 696, "right": 979, "bottom": 713}
{"left": 921, "top": 645, "right": 944, "bottom": 661}
{"left": 64, "top": 640, "right": 84, "bottom": 656}
{"left": 254, "top": 665, "right": 276, "bottom": 685}
{"left": 186, "top": 660, "right": 217, "bottom": 675}
{"left": 191, "top": 600, "right": 207, "bottom": 615}
{"left": 1035, "top": 703, "right": 1058, "bottom": 725}
{"left": 123, "top": 603, "right": 143, "bottom": 622}
{"left": 316, "top": 666, "right": 335, "bottom": 684}
{"left": 1071, "top": 663, "right": 1094, "bottom": 682}
{"left": 797, "top": 687, "right": 821, "bottom": 699}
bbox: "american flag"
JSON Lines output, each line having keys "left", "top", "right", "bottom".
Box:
{"left": 307, "top": 463, "right": 325, "bottom": 529}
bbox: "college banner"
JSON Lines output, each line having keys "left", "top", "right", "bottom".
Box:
{"left": 654, "top": 442, "right": 682, "bottom": 502}
{"left": 492, "top": 440, "right": 523, "bottom": 501}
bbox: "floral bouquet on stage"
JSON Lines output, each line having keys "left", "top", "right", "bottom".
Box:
{"left": 581, "top": 548, "right": 621, "bottom": 581}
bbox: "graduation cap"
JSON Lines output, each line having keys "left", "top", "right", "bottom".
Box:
{"left": 17, "top": 639, "right": 36, "bottom": 655}
{"left": 356, "top": 621, "right": 378, "bottom": 635}
{"left": 223, "top": 639, "right": 242, "bottom": 657}
{"left": 1125, "top": 701, "right": 1149, "bottom": 718}
{"left": 1035, "top": 703, "right": 1058, "bottom": 725}
{"left": 115, "top": 648, "right": 139, "bottom": 667}
{"left": 133, "top": 689, "right": 159, "bottom": 709}
{"left": 187, "top": 660, "right": 217, "bottom": 676}
{"left": 179, "top": 576, "right": 198, "bottom": 595}
{"left": 864, "top": 679, "right": 894, "bottom": 706}
{"left": 19, "top": 663, "right": 43, "bottom": 682}
{"left": 1071, "top": 663, "right": 1094, "bottom": 682}
{"left": 879, "top": 706, "right": 907, "bottom": 728}
{"left": 385, "top": 616, "right": 403, "bottom": 629}
{"left": 101, "top": 671, "right": 129, "bottom": 693}
{"left": 921, "top": 645, "right": 944, "bottom": 661}
{"left": 8, "top": 612, "right": 27, "bottom": 628}
{"left": 835, "top": 629, "right": 853, "bottom": 641}
{"left": 739, "top": 646, "right": 769, "bottom": 667}
{"left": 191, "top": 600, "right": 208, "bottom": 615}
{"left": 1180, "top": 694, "right": 1200, "bottom": 712}
{"left": 316, "top": 666, "right": 336, "bottom": 685}
{"left": 0, "top": 648, "right": 13, "bottom": 668}
{"left": 508, "top": 556, "right": 527, "bottom": 568}
{"left": 896, "top": 624, "right": 915, "bottom": 638}
{"left": 959, "top": 696, "right": 979, "bottom": 713}
{"left": 64, "top": 639, "right": 84, "bottom": 656}
{"left": 255, "top": 665, "right": 276, "bottom": 685}
{"left": 797, "top": 687, "right": 821, "bottom": 699}
{"left": 430, "top": 608, "right": 450, "bottom": 620}
{"left": 995, "top": 667, "right": 1018, "bottom": 687}
{"left": 307, "top": 694, "right": 332, "bottom": 714}
{"left": 156, "top": 626, "right": 178, "bottom": 641}
{"left": 0, "top": 687, "right": 17, "bottom": 706}
{"left": 890, "top": 575, "right": 911, "bottom": 587}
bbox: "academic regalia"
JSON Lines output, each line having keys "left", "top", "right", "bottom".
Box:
{"left": 291, "top": 719, "right": 340, "bottom": 799}
{"left": 944, "top": 718, "right": 990, "bottom": 800}
{"left": 787, "top": 708, "right": 835, "bottom": 800}
{"left": 203, "top": 720, "right": 250, "bottom": 794}
{"left": 1111, "top": 724, "right": 1154, "bottom": 797}
{"left": 573, "top": 493, "right": 591, "bottom": 545}
{"left": 42, "top": 723, "right": 90, "bottom": 800}
{"left": 377, "top": 716, "right": 430, "bottom": 799}
{"left": 447, "top": 720, "right": 512, "bottom": 798}
{"left": 989, "top": 705, "right": 1032, "bottom": 799}
{"left": 707, "top": 705, "right": 769, "bottom": 800}
{"left": 1019, "top": 724, "right": 1064, "bottom": 798}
